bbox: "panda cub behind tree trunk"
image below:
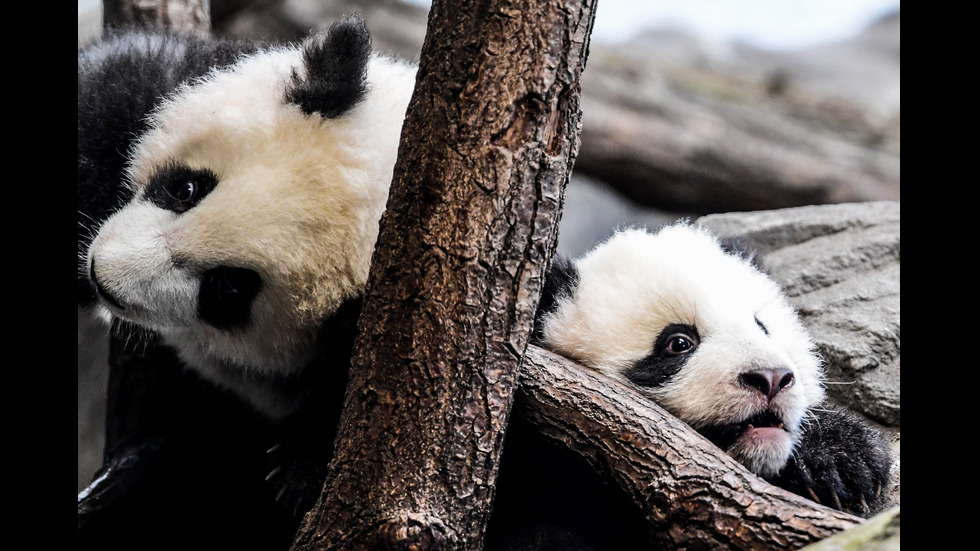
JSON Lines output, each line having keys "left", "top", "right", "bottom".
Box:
{"left": 77, "top": 18, "right": 415, "bottom": 549}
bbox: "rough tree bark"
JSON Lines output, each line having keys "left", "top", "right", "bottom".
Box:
{"left": 103, "top": 0, "right": 211, "bottom": 35}
{"left": 289, "top": 0, "right": 597, "bottom": 549}
{"left": 518, "top": 345, "right": 863, "bottom": 550}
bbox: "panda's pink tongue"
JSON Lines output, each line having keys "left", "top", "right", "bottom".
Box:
{"left": 741, "top": 422, "right": 788, "bottom": 445}
{"left": 746, "top": 422, "right": 785, "bottom": 430}
{"left": 744, "top": 425, "right": 785, "bottom": 437}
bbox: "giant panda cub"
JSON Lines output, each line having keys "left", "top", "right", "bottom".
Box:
{"left": 79, "top": 17, "right": 416, "bottom": 548}
{"left": 85, "top": 18, "right": 415, "bottom": 419}
{"left": 531, "top": 222, "right": 893, "bottom": 517}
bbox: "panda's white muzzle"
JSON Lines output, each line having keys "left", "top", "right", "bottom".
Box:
{"left": 87, "top": 201, "right": 200, "bottom": 330}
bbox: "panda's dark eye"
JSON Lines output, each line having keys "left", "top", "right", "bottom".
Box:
{"left": 144, "top": 163, "right": 219, "bottom": 213}
{"left": 171, "top": 180, "right": 198, "bottom": 204}
{"left": 652, "top": 323, "right": 700, "bottom": 358}
{"left": 664, "top": 333, "right": 697, "bottom": 356}
{"left": 627, "top": 323, "right": 701, "bottom": 388}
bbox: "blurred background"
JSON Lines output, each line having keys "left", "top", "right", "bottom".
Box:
{"left": 78, "top": 0, "right": 900, "bottom": 491}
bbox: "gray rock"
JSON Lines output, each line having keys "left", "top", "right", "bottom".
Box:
{"left": 557, "top": 174, "right": 691, "bottom": 258}
{"left": 698, "top": 201, "right": 900, "bottom": 427}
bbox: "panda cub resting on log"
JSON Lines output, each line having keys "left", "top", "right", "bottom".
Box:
{"left": 529, "top": 223, "right": 893, "bottom": 517}
{"left": 78, "top": 17, "right": 416, "bottom": 549}
{"left": 490, "top": 223, "right": 894, "bottom": 549}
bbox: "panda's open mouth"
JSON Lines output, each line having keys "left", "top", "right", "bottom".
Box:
{"left": 698, "top": 409, "right": 787, "bottom": 451}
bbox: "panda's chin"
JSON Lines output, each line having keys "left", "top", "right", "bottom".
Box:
{"left": 725, "top": 427, "right": 795, "bottom": 479}
{"left": 698, "top": 409, "right": 796, "bottom": 479}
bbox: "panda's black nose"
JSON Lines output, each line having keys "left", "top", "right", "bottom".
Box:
{"left": 198, "top": 266, "right": 262, "bottom": 330}
{"left": 739, "top": 368, "right": 794, "bottom": 400}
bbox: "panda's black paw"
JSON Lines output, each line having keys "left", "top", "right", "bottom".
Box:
{"left": 770, "top": 407, "right": 892, "bottom": 517}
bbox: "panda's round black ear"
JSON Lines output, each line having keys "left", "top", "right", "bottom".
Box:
{"left": 286, "top": 15, "right": 372, "bottom": 119}
{"left": 532, "top": 255, "right": 579, "bottom": 344}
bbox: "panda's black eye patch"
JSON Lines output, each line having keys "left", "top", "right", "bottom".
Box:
{"left": 144, "top": 163, "right": 218, "bottom": 213}
{"left": 755, "top": 315, "right": 769, "bottom": 336}
{"left": 627, "top": 323, "right": 700, "bottom": 388}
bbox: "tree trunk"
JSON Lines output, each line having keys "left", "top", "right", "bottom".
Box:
{"left": 103, "top": 0, "right": 211, "bottom": 35}
{"left": 518, "top": 345, "right": 863, "bottom": 550}
{"left": 290, "top": 0, "right": 597, "bottom": 549}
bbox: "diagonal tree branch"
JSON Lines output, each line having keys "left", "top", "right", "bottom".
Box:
{"left": 518, "top": 344, "right": 863, "bottom": 550}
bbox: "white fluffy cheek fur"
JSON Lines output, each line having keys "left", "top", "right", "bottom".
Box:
{"left": 87, "top": 201, "right": 200, "bottom": 329}
{"left": 770, "top": 318, "right": 826, "bottom": 408}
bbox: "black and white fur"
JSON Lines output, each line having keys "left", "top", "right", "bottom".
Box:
{"left": 78, "top": 18, "right": 415, "bottom": 549}
{"left": 531, "top": 223, "right": 893, "bottom": 517}
{"left": 78, "top": 29, "right": 261, "bottom": 306}
{"left": 82, "top": 19, "right": 415, "bottom": 420}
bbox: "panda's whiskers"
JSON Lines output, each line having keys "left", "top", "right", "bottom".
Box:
{"left": 108, "top": 318, "right": 157, "bottom": 356}
{"left": 78, "top": 210, "right": 112, "bottom": 273}
{"left": 797, "top": 407, "right": 821, "bottom": 434}
{"left": 77, "top": 210, "right": 102, "bottom": 244}
{"left": 77, "top": 209, "right": 101, "bottom": 228}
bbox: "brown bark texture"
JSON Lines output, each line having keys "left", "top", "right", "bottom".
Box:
{"left": 289, "top": 0, "right": 597, "bottom": 549}
{"left": 518, "top": 345, "right": 864, "bottom": 550}
{"left": 103, "top": 0, "right": 211, "bottom": 35}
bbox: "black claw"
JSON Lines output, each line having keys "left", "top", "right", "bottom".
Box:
{"left": 265, "top": 466, "right": 281, "bottom": 482}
